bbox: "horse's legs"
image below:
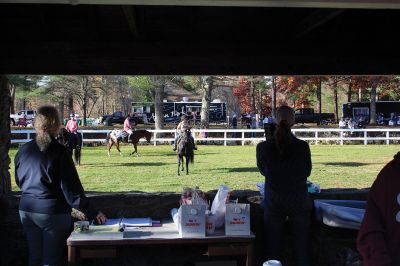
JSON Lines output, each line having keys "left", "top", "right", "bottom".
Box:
{"left": 75, "top": 145, "right": 81, "bottom": 166}
{"left": 181, "top": 156, "right": 185, "bottom": 171}
{"left": 177, "top": 156, "right": 181, "bottom": 176}
{"left": 116, "top": 141, "right": 123, "bottom": 156}
{"left": 107, "top": 141, "right": 113, "bottom": 157}
{"left": 134, "top": 143, "right": 139, "bottom": 157}
{"left": 186, "top": 156, "right": 189, "bottom": 175}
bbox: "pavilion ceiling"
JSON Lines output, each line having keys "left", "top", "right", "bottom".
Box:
{"left": 1, "top": 3, "right": 400, "bottom": 75}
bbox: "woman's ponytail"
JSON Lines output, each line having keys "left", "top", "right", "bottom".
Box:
{"left": 274, "top": 120, "right": 292, "bottom": 155}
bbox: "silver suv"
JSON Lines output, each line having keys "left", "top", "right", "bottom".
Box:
{"left": 10, "top": 110, "right": 36, "bottom": 126}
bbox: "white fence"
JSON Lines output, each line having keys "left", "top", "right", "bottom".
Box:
{"left": 10, "top": 128, "right": 400, "bottom": 145}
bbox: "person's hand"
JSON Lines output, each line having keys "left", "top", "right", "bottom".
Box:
{"left": 95, "top": 211, "right": 107, "bottom": 225}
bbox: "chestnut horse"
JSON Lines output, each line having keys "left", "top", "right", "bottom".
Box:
{"left": 106, "top": 129, "right": 151, "bottom": 157}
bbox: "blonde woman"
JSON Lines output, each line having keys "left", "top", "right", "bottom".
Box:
{"left": 256, "top": 106, "right": 312, "bottom": 266}
{"left": 15, "top": 105, "right": 106, "bottom": 266}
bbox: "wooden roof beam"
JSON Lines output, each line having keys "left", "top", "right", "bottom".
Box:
{"left": 294, "top": 9, "right": 344, "bottom": 39}
{"left": 3, "top": 0, "right": 400, "bottom": 9}
{"left": 121, "top": 5, "right": 139, "bottom": 39}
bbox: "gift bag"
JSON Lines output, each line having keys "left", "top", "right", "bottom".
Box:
{"left": 210, "top": 185, "right": 230, "bottom": 228}
{"left": 178, "top": 204, "right": 206, "bottom": 238}
{"left": 225, "top": 203, "right": 250, "bottom": 236}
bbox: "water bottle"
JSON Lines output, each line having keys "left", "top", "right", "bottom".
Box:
{"left": 263, "top": 260, "right": 282, "bottom": 266}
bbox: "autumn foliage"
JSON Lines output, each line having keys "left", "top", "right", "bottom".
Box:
{"left": 232, "top": 77, "right": 271, "bottom": 115}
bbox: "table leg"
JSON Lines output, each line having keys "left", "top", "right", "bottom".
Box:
{"left": 68, "top": 246, "right": 77, "bottom": 266}
{"left": 246, "top": 243, "right": 254, "bottom": 266}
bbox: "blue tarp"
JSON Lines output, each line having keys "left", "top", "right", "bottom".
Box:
{"left": 314, "top": 200, "right": 366, "bottom": 230}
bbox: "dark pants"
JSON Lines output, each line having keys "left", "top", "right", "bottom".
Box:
{"left": 264, "top": 207, "right": 310, "bottom": 266}
{"left": 19, "top": 210, "right": 72, "bottom": 266}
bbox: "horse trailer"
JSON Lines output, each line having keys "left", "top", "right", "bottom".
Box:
{"left": 342, "top": 101, "right": 400, "bottom": 124}
{"left": 131, "top": 101, "right": 227, "bottom": 124}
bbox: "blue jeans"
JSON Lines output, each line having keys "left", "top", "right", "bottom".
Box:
{"left": 19, "top": 210, "right": 72, "bottom": 266}
{"left": 264, "top": 208, "right": 311, "bottom": 266}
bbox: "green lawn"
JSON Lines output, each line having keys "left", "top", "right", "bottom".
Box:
{"left": 8, "top": 145, "right": 399, "bottom": 193}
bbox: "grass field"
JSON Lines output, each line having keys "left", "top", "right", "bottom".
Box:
{"left": 8, "top": 145, "right": 399, "bottom": 193}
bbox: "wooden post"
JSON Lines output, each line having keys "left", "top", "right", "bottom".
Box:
{"left": 0, "top": 76, "right": 11, "bottom": 194}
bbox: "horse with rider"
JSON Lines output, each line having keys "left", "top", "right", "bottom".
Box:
{"left": 65, "top": 113, "right": 83, "bottom": 142}
{"left": 57, "top": 113, "right": 83, "bottom": 165}
{"left": 173, "top": 115, "right": 197, "bottom": 151}
{"left": 106, "top": 113, "right": 151, "bottom": 156}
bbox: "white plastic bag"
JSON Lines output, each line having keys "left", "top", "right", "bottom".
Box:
{"left": 211, "top": 185, "right": 231, "bottom": 228}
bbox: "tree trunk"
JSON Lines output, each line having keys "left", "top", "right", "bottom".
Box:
{"left": 334, "top": 86, "right": 339, "bottom": 122}
{"left": 258, "top": 88, "right": 262, "bottom": 116}
{"left": 10, "top": 84, "right": 15, "bottom": 114}
{"left": 358, "top": 87, "right": 362, "bottom": 102}
{"left": 271, "top": 76, "right": 277, "bottom": 115}
{"left": 154, "top": 78, "right": 165, "bottom": 130}
{"left": 58, "top": 99, "right": 64, "bottom": 122}
{"left": 317, "top": 78, "right": 322, "bottom": 113}
{"left": 0, "top": 76, "right": 11, "bottom": 194}
{"left": 347, "top": 79, "right": 352, "bottom": 103}
{"left": 370, "top": 85, "right": 377, "bottom": 124}
{"left": 68, "top": 96, "right": 74, "bottom": 115}
{"left": 83, "top": 100, "right": 87, "bottom": 126}
{"left": 250, "top": 80, "right": 256, "bottom": 113}
{"left": 200, "top": 77, "right": 213, "bottom": 129}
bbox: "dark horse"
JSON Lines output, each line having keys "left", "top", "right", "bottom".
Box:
{"left": 177, "top": 130, "right": 194, "bottom": 176}
{"left": 56, "top": 128, "right": 82, "bottom": 165}
{"left": 106, "top": 129, "right": 152, "bottom": 157}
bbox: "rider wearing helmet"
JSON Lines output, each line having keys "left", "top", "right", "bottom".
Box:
{"left": 65, "top": 113, "right": 78, "bottom": 134}
{"left": 173, "top": 115, "right": 197, "bottom": 151}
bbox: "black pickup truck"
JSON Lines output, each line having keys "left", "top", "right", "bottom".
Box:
{"left": 100, "top": 111, "right": 141, "bottom": 126}
{"left": 295, "top": 108, "right": 335, "bottom": 125}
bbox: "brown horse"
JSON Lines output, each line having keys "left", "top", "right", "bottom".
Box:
{"left": 106, "top": 129, "right": 151, "bottom": 157}
{"left": 177, "top": 130, "right": 194, "bottom": 176}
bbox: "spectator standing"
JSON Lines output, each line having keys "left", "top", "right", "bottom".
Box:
{"left": 256, "top": 106, "right": 312, "bottom": 266}
{"left": 232, "top": 113, "right": 238, "bottom": 138}
{"left": 15, "top": 106, "right": 107, "bottom": 266}
{"left": 339, "top": 118, "right": 347, "bottom": 129}
{"left": 19, "top": 113, "right": 27, "bottom": 127}
{"left": 251, "top": 117, "right": 257, "bottom": 138}
{"left": 357, "top": 152, "right": 400, "bottom": 266}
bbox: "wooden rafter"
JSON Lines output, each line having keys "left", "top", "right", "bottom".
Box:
{"left": 122, "top": 5, "right": 139, "bottom": 39}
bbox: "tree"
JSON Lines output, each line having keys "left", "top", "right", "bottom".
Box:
{"left": 233, "top": 76, "right": 271, "bottom": 116}
{"left": 45, "top": 76, "right": 99, "bottom": 126}
{"left": 128, "top": 76, "right": 182, "bottom": 130}
{"left": 276, "top": 76, "right": 316, "bottom": 108}
{"left": 7, "top": 75, "right": 45, "bottom": 113}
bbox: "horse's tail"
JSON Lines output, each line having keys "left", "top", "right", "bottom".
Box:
{"left": 106, "top": 131, "right": 111, "bottom": 142}
{"left": 187, "top": 145, "right": 194, "bottom": 164}
{"left": 188, "top": 152, "right": 194, "bottom": 164}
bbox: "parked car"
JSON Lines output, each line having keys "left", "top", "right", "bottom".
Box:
{"left": 10, "top": 110, "right": 36, "bottom": 126}
{"left": 99, "top": 111, "right": 141, "bottom": 126}
{"left": 295, "top": 108, "right": 335, "bottom": 125}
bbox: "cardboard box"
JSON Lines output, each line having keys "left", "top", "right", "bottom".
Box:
{"left": 225, "top": 203, "right": 250, "bottom": 236}
{"left": 178, "top": 204, "right": 206, "bottom": 238}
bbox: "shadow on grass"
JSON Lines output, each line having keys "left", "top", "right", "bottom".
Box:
{"left": 142, "top": 152, "right": 219, "bottom": 157}
{"left": 83, "top": 162, "right": 171, "bottom": 167}
{"left": 323, "top": 162, "right": 370, "bottom": 167}
{"left": 214, "top": 167, "right": 259, "bottom": 173}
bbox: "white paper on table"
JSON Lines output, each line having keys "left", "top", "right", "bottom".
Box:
{"left": 98, "top": 218, "right": 152, "bottom": 227}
